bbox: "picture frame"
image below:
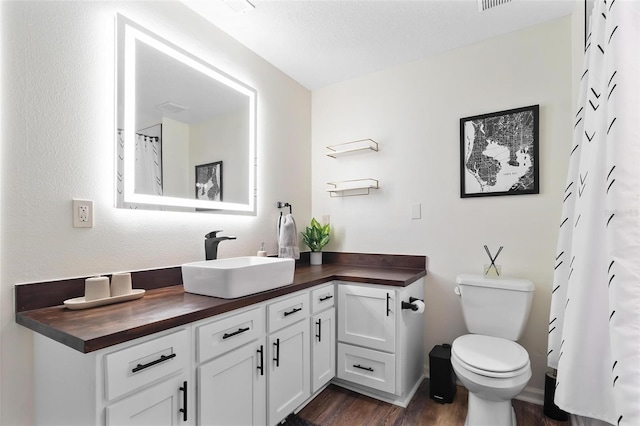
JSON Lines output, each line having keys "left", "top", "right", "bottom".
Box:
{"left": 460, "top": 105, "right": 539, "bottom": 198}
{"left": 195, "top": 161, "right": 223, "bottom": 202}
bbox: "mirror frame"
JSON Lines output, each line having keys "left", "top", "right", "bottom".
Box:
{"left": 116, "top": 15, "right": 257, "bottom": 214}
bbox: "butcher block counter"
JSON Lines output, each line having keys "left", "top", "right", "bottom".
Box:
{"left": 15, "top": 252, "right": 426, "bottom": 353}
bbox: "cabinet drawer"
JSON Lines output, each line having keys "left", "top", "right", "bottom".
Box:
{"left": 337, "top": 343, "right": 395, "bottom": 394}
{"left": 311, "top": 284, "right": 335, "bottom": 314}
{"left": 105, "top": 329, "right": 190, "bottom": 401}
{"left": 197, "top": 306, "right": 264, "bottom": 363}
{"left": 267, "top": 292, "right": 309, "bottom": 333}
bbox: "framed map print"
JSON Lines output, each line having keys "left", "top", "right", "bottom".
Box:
{"left": 460, "top": 105, "right": 539, "bottom": 198}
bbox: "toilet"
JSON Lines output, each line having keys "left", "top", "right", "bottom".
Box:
{"left": 452, "top": 274, "right": 535, "bottom": 426}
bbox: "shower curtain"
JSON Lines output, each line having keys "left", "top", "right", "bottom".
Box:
{"left": 548, "top": 1, "right": 640, "bottom": 425}
{"left": 134, "top": 130, "right": 163, "bottom": 196}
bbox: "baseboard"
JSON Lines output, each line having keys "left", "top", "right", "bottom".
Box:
{"left": 294, "top": 383, "right": 332, "bottom": 414}
{"left": 424, "top": 366, "right": 545, "bottom": 406}
{"left": 515, "top": 386, "right": 544, "bottom": 406}
{"left": 331, "top": 375, "right": 424, "bottom": 408}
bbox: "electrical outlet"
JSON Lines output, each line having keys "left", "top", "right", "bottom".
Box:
{"left": 78, "top": 205, "right": 89, "bottom": 222}
{"left": 73, "top": 199, "right": 93, "bottom": 228}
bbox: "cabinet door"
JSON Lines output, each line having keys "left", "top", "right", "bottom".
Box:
{"left": 198, "top": 341, "right": 266, "bottom": 426}
{"left": 268, "top": 319, "right": 310, "bottom": 426}
{"left": 338, "top": 284, "right": 395, "bottom": 352}
{"left": 107, "top": 373, "right": 190, "bottom": 426}
{"left": 311, "top": 309, "right": 335, "bottom": 393}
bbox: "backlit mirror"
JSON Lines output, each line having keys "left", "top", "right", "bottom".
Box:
{"left": 116, "top": 15, "right": 256, "bottom": 213}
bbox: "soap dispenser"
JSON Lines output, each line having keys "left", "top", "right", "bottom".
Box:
{"left": 257, "top": 242, "right": 267, "bottom": 257}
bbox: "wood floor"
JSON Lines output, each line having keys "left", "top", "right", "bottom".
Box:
{"left": 293, "top": 380, "right": 568, "bottom": 426}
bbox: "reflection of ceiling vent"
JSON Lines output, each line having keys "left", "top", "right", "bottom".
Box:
{"left": 478, "top": 0, "right": 512, "bottom": 11}
{"left": 223, "top": 0, "right": 255, "bottom": 14}
{"left": 156, "top": 101, "right": 188, "bottom": 114}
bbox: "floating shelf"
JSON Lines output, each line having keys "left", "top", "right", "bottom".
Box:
{"left": 326, "top": 139, "right": 378, "bottom": 158}
{"left": 327, "top": 179, "right": 379, "bottom": 197}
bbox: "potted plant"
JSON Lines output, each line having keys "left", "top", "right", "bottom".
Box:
{"left": 301, "top": 217, "right": 330, "bottom": 265}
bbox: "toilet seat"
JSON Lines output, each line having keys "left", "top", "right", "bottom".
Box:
{"left": 452, "top": 334, "right": 530, "bottom": 378}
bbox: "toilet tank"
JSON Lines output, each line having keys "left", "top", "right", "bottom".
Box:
{"left": 456, "top": 274, "right": 535, "bottom": 340}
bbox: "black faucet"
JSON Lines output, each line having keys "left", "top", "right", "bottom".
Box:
{"left": 205, "top": 231, "right": 237, "bottom": 260}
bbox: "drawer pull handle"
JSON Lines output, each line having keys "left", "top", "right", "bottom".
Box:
{"left": 179, "top": 381, "right": 188, "bottom": 422}
{"left": 131, "top": 353, "right": 176, "bottom": 373}
{"left": 257, "top": 345, "right": 264, "bottom": 376}
{"left": 386, "top": 293, "right": 391, "bottom": 317}
{"left": 319, "top": 294, "right": 333, "bottom": 302}
{"left": 273, "top": 338, "right": 280, "bottom": 367}
{"left": 353, "top": 364, "right": 374, "bottom": 372}
{"left": 316, "top": 319, "right": 322, "bottom": 342}
{"left": 222, "top": 326, "right": 250, "bottom": 340}
{"left": 283, "top": 307, "right": 302, "bottom": 317}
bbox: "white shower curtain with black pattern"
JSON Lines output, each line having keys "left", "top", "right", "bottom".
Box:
{"left": 548, "top": 1, "right": 640, "bottom": 425}
{"left": 135, "top": 132, "right": 163, "bottom": 196}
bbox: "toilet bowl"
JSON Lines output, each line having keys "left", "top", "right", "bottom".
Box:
{"left": 451, "top": 334, "right": 531, "bottom": 426}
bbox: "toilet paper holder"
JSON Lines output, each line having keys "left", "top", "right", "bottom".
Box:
{"left": 401, "top": 297, "right": 423, "bottom": 311}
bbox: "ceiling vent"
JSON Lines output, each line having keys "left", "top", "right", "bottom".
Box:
{"left": 156, "top": 101, "right": 188, "bottom": 114}
{"left": 478, "top": 0, "right": 512, "bottom": 11}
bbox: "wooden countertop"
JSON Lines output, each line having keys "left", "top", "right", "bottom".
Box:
{"left": 15, "top": 252, "right": 426, "bottom": 354}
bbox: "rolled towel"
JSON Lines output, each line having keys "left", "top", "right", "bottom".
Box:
{"left": 278, "top": 214, "right": 300, "bottom": 259}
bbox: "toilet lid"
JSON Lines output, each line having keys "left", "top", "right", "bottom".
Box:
{"left": 452, "top": 335, "right": 529, "bottom": 373}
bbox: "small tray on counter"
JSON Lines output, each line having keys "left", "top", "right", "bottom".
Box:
{"left": 63, "top": 289, "right": 146, "bottom": 310}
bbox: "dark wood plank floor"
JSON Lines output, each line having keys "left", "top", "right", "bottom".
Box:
{"left": 293, "top": 380, "right": 568, "bottom": 426}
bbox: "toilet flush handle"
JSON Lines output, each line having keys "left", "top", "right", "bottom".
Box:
{"left": 454, "top": 286, "right": 461, "bottom": 297}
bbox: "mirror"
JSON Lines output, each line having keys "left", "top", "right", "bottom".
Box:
{"left": 116, "top": 15, "right": 256, "bottom": 213}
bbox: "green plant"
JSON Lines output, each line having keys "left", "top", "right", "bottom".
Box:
{"left": 301, "top": 218, "right": 330, "bottom": 252}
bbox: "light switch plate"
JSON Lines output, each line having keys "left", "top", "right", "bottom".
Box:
{"left": 411, "top": 203, "right": 421, "bottom": 220}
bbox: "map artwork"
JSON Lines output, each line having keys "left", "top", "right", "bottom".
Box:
{"left": 460, "top": 105, "right": 539, "bottom": 197}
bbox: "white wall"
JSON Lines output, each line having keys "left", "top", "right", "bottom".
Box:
{"left": 0, "top": 2, "right": 311, "bottom": 425}
{"left": 312, "top": 17, "right": 574, "bottom": 397}
{"left": 162, "top": 117, "right": 190, "bottom": 198}
{"left": 190, "top": 109, "right": 249, "bottom": 204}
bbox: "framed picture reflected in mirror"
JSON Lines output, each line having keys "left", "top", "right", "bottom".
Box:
{"left": 195, "top": 161, "right": 223, "bottom": 202}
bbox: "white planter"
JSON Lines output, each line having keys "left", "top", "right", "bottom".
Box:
{"left": 310, "top": 252, "right": 323, "bottom": 265}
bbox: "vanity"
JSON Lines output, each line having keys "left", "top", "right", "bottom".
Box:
{"left": 16, "top": 252, "right": 426, "bottom": 426}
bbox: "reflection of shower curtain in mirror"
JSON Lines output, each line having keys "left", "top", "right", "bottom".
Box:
{"left": 135, "top": 125, "right": 163, "bottom": 196}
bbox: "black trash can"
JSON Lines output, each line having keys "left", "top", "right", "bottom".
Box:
{"left": 544, "top": 371, "right": 569, "bottom": 421}
{"left": 429, "top": 343, "right": 456, "bottom": 403}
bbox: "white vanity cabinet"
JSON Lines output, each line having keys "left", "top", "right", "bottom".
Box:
{"left": 34, "top": 328, "right": 193, "bottom": 426}
{"left": 31, "top": 277, "right": 422, "bottom": 425}
{"left": 335, "top": 279, "right": 425, "bottom": 407}
{"left": 310, "top": 284, "right": 336, "bottom": 393}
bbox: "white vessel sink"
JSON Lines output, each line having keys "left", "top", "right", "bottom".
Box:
{"left": 181, "top": 256, "right": 295, "bottom": 299}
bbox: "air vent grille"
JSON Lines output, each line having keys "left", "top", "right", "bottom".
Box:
{"left": 478, "top": 0, "right": 512, "bottom": 11}
{"left": 156, "top": 101, "right": 188, "bottom": 114}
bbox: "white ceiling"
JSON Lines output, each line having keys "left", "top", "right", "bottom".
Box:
{"left": 182, "top": 0, "right": 577, "bottom": 90}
